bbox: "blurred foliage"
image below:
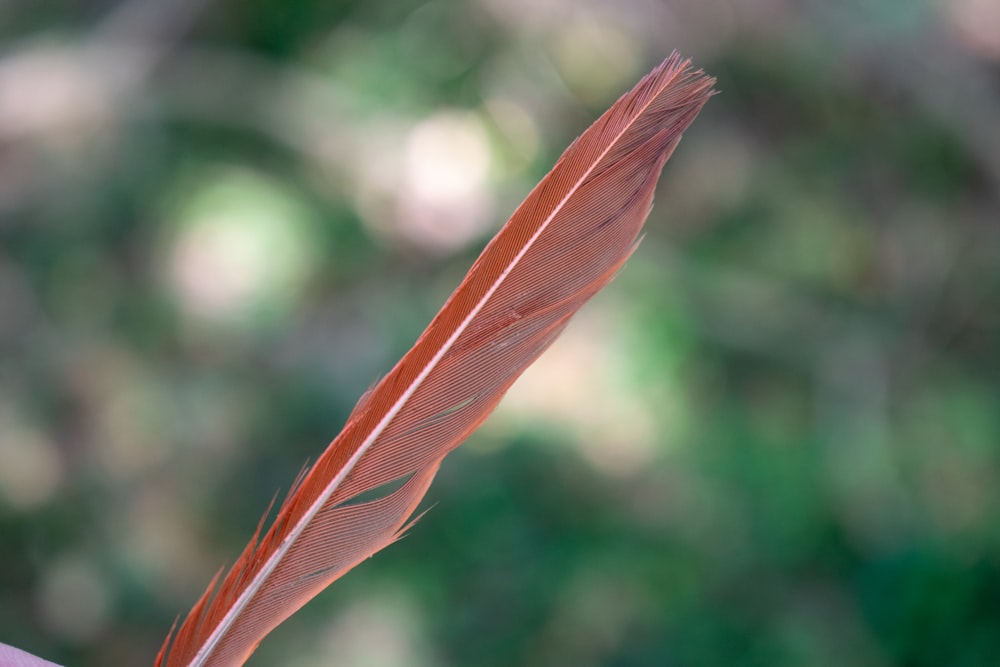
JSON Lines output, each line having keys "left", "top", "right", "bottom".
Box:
{"left": 1, "top": 0, "right": 999, "bottom": 665}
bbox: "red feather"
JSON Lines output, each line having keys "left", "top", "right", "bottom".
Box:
{"left": 157, "top": 52, "right": 715, "bottom": 666}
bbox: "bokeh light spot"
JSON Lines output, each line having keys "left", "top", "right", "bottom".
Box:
{"left": 0, "top": 410, "right": 63, "bottom": 510}
{"left": 36, "top": 555, "right": 112, "bottom": 644}
{"left": 164, "top": 169, "right": 318, "bottom": 328}
{"left": 396, "top": 110, "right": 495, "bottom": 253}
{"left": 550, "top": 17, "right": 640, "bottom": 104}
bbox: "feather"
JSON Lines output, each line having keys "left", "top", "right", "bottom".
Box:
{"left": 157, "top": 52, "right": 715, "bottom": 667}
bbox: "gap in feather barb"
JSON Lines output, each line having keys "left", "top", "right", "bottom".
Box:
{"left": 156, "top": 52, "right": 715, "bottom": 667}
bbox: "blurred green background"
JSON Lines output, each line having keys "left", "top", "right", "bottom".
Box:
{"left": 2, "top": 0, "right": 999, "bottom": 665}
